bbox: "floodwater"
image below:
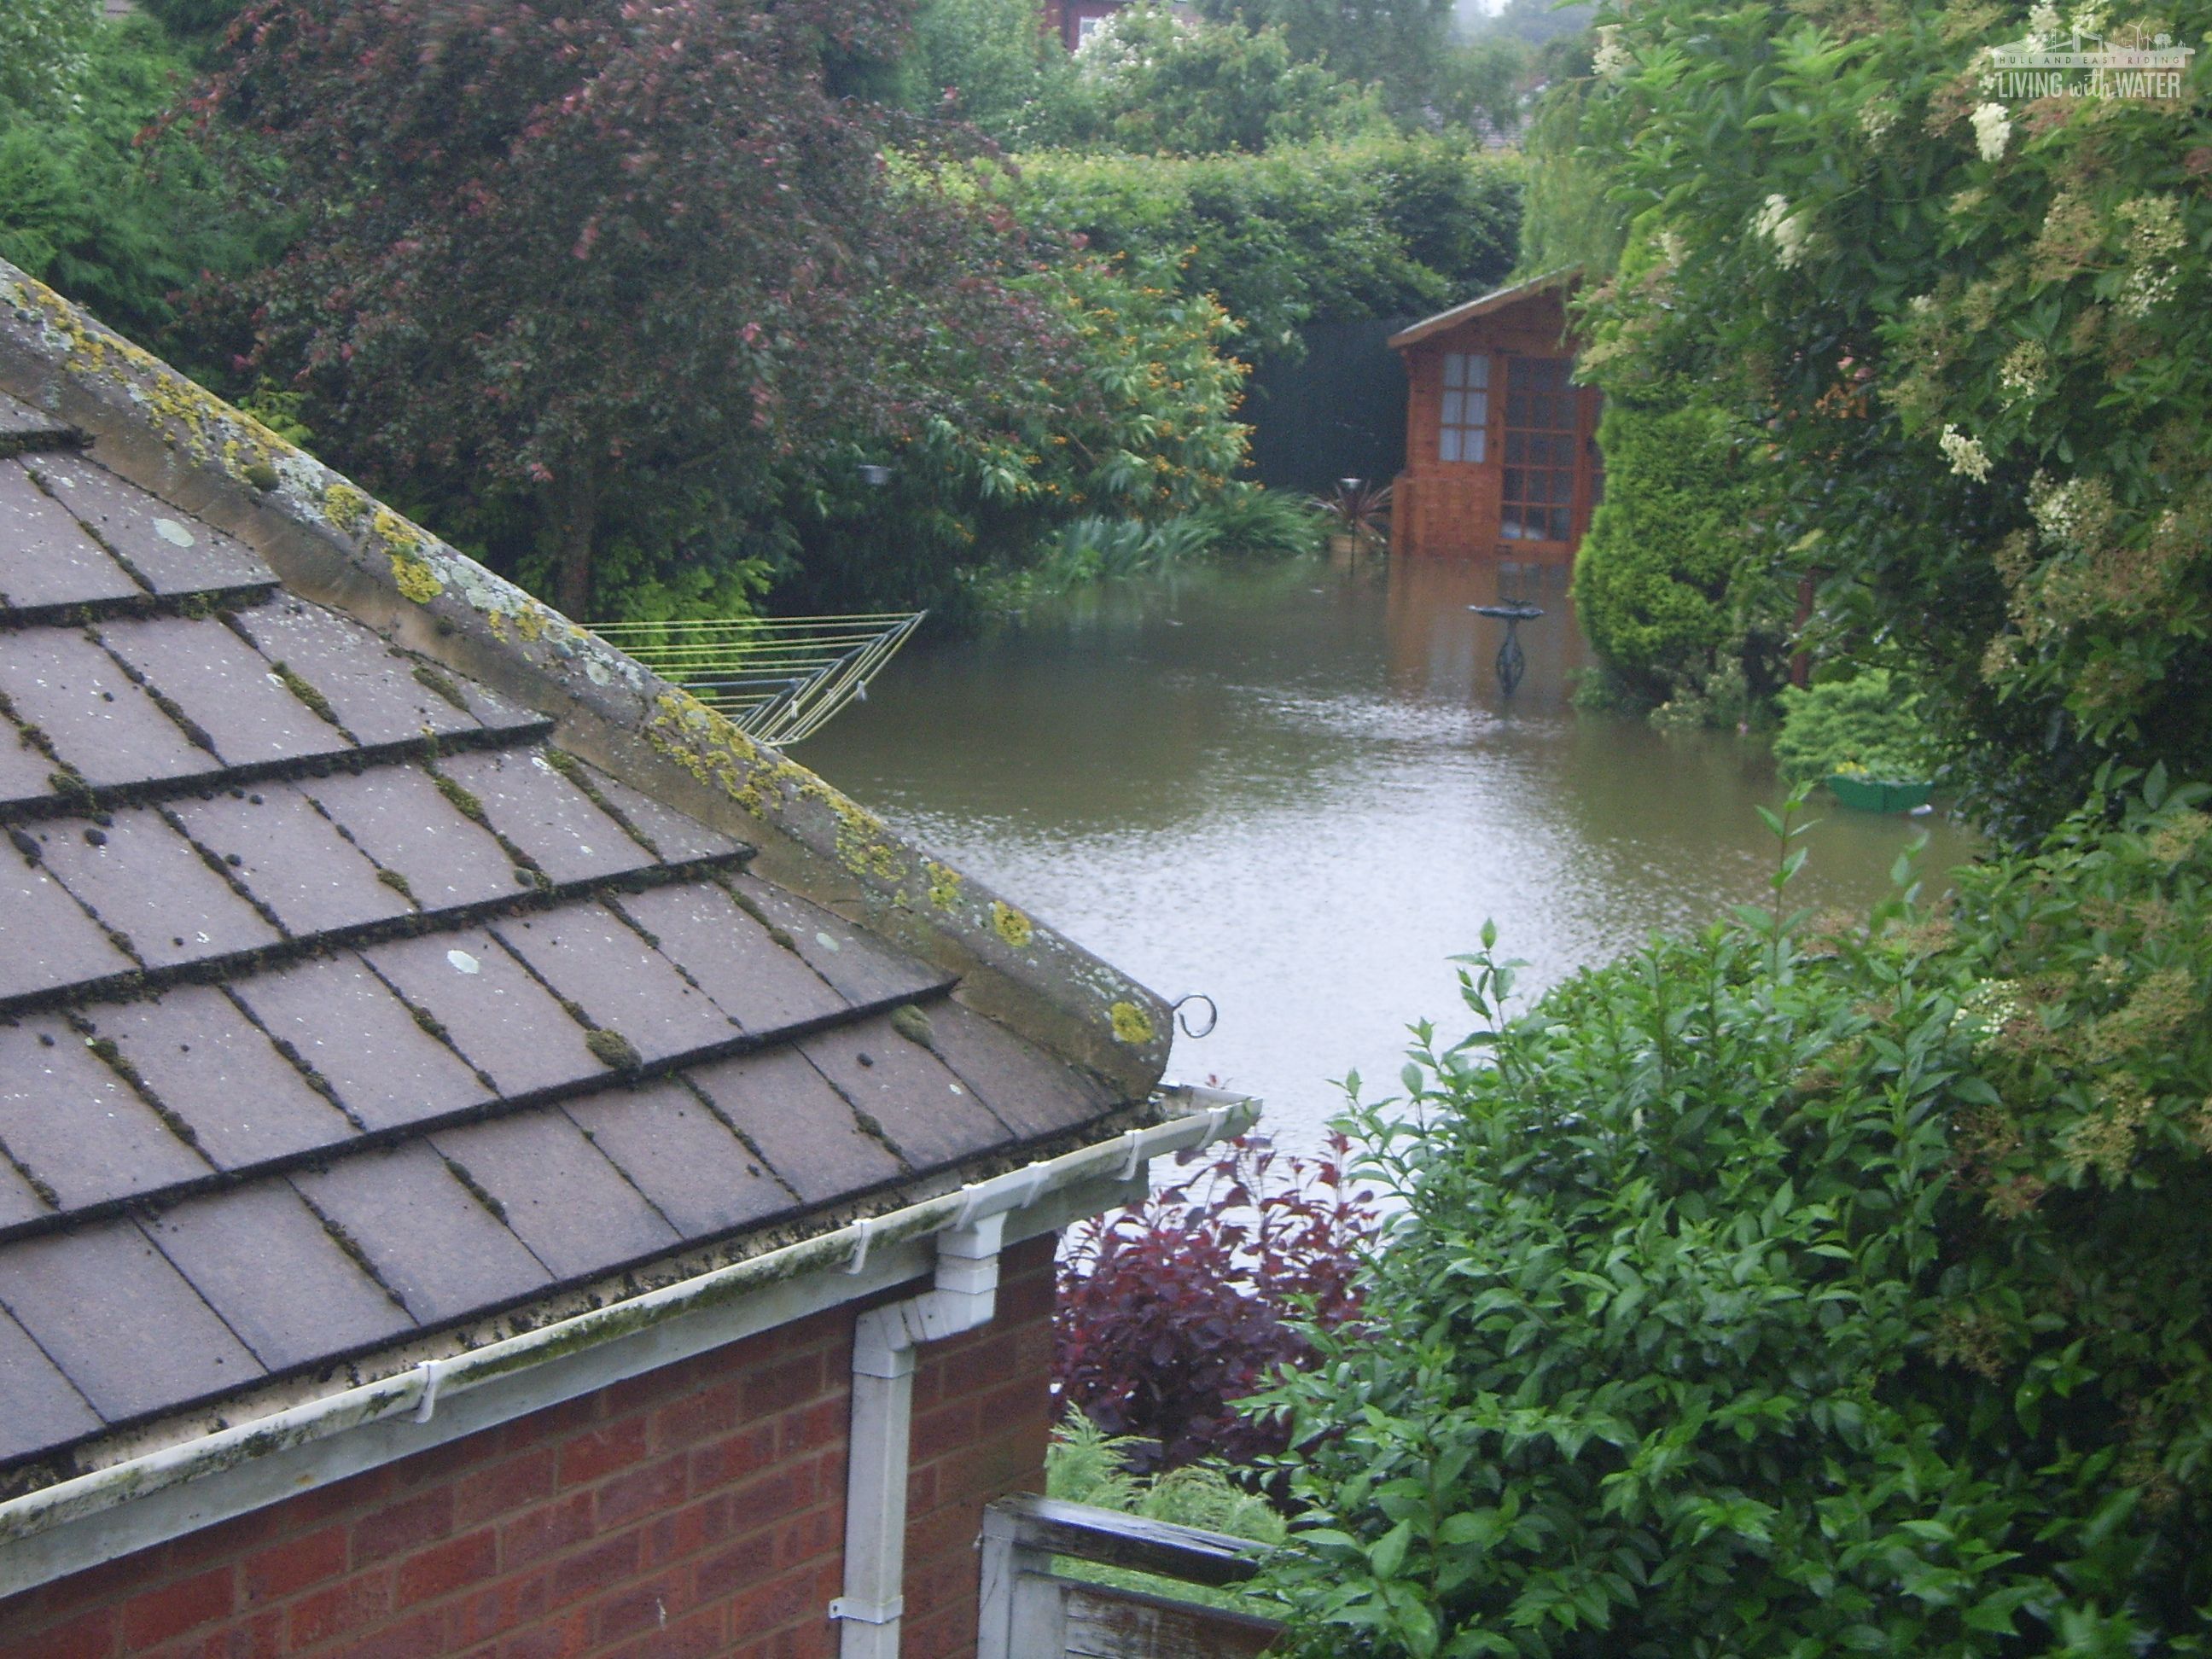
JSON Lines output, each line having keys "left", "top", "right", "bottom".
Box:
{"left": 800, "top": 555, "right": 1980, "bottom": 1155}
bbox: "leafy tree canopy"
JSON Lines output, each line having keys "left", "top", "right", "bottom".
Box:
{"left": 1006, "top": 135, "right": 1522, "bottom": 356}
{"left": 1200, "top": 0, "right": 1457, "bottom": 117}
{"left": 1, "top": 12, "right": 276, "bottom": 347}
{"left": 204, "top": 0, "right": 1091, "bottom": 618}
{"left": 0, "top": 0, "right": 96, "bottom": 122}
{"left": 899, "top": 0, "right": 1080, "bottom": 145}
{"left": 1055, "top": 3, "right": 1391, "bottom": 154}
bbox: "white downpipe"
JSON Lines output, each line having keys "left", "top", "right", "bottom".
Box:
{"left": 832, "top": 1214, "right": 1006, "bottom": 1656}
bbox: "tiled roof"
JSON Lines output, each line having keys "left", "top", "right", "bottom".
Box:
{"left": 0, "top": 371, "right": 1140, "bottom": 1482}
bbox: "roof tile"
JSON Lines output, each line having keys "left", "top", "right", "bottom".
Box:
{"left": 684, "top": 1047, "right": 905, "bottom": 1205}
{"left": 168, "top": 784, "right": 410, "bottom": 936}
{"left": 566, "top": 1080, "right": 795, "bottom": 1240}
{"left": 143, "top": 1182, "right": 413, "bottom": 1371}
{"left": 84, "top": 987, "right": 356, "bottom": 1168}
{"left": 432, "top": 1111, "right": 678, "bottom": 1281}
{"left": 0, "top": 843, "right": 137, "bottom": 1002}
{"left": 0, "top": 713, "right": 55, "bottom": 809}
{"left": 727, "top": 873, "right": 947, "bottom": 1005}
{"left": 230, "top": 953, "right": 492, "bottom": 1134}
{"left": 292, "top": 1143, "right": 551, "bottom": 1326}
{"left": 230, "top": 602, "right": 480, "bottom": 747}
{"left": 0, "top": 460, "right": 141, "bottom": 610}
{"left": 0, "top": 626, "right": 210, "bottom": 789}
{"left": 0, "top": 1306, "right": 102, "bottom": 1464}
{"left": 0, "top": 1152, "right": 49, "bottom": 1231}
{"left": 434, "top": 748, "right": 652, "bottom": 886}
{"left": 23, "top": 807, "right": 279, "bottom": 969}
{"left": 102, "top": 615, "right": 345, "bottom": 767}
{"left": 492, "top": 904, "right": 736, "bottom": 1065}
{"left": 567, "top": 760, "right": 747, "bottom": 864}
{"left": 0, "top": 1218, "right": 265, "bottom": 1423}
{"left": 0, "top": 1016, "right": 208, "bottom": 1212}
{"left": 303, "top": 764, "right": 528, "bottom": 912}
{"left": 800, "top": 1014, "right": 1015, "bottom": 1173}
{"left": 923, "top": 998, "right": 1115, "bottom": 1141}
{"left": 427, "top": 667, "right": 539, "bottom": 737}
{"left": 363, "top": 927, "right": 602, "bottom": 1097}
{"left": 613, "top": 882, "right": 846, "bottom": 1035}
{"left": 19, "top": 453, "right": 270, "bottom": 595}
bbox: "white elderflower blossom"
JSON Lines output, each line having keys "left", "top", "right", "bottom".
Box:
{"left": 1970, "top": 102, "right": 2012, "bottom": 163}
{"left": 1999, "top": 340, "right": 2048, "bottom": 405}
{"left": 2117, "top": 195, "right": 2186, "bottom": 316}
{"left": 1940, "top": 424, "right": 1993, "bottom": 482}
{"left": 2027, "top": 1, "right": 2062, "bottom": 46}
{"left": 1752, "top": 193, "right": 1810, "bottom": 268}
{"left": 1658, "top": 229, "right": 1686, "bottom": 265}
{"left": 2069, "top": 2, "right": 2108, "bottom": 38}
{"left": 1859, "top": 96, "right": 1898, "bottom": 141}
{"left": 2030, "top": 471, "right": 2084, "bottom": 544}
{"left": 1959, "top": 978, "right": 2027, "bottom": 1051}
{"left": 1592, "top": 24, "right": 1633, "bottom": 80}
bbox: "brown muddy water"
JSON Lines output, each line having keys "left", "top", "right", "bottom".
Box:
{"left": 801, "top": 556, "right": 1980, "bottom": 1155}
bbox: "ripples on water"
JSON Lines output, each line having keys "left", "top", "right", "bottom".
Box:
{"left": 801, "top": 556, "right": 1980, "bottom": 1154}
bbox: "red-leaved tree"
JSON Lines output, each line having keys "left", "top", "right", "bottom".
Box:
{"left": 197, "top": 0, "right": 1075, "bottom": 614}
{"left": 1054, "top": 1132, "right": 1378, "bottom": 1470}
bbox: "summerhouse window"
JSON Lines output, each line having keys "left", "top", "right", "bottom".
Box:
{"left": 1439, "top": 352, "right": 1488, "bottom": 464}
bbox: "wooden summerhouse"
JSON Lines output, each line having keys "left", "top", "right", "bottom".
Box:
{"left": 1387, "top": 270, "right": 1604, "bottom": 561}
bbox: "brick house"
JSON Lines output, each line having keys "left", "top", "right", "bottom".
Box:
{"left": 1386, "top": 270, "right": 1604, "bottom": 562}
{"left": 0, "top": 260, "right": 1247, "bottom": 1658}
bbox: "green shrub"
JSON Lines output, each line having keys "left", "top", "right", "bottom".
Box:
{"left": 1773, "top": 669, "right": 1934, "bottom": 787}
{"left": 1570, "top": 398, "right": 1776, "bottom": 715}
{"left": 1254, "top": 781, "right": 2212, "bottom": 1654}
{"left": 1188, "top": 484, "right": 1325, "bottom": 559}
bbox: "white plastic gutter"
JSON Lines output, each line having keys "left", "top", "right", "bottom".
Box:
{"left": 0, "top": 1087, "right": 1257, "bottom": 1599}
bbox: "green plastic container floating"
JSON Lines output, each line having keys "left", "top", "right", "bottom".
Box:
{"left": 1826, "top": 774, "right": 1934, "bottom": 813}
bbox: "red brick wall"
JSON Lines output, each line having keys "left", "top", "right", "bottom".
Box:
{"left": 0, "top": 1234, "right": 1057, "bottom": 1659}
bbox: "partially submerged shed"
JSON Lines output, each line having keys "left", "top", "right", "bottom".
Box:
{"left": 1386, "top": 270, "right": 1604, "bottom": 562}
{"left": 0, "top": 260, "right": 1242, "bottom": 1658}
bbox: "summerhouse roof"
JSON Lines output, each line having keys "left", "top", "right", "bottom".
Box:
{"left": 1386, "top": 266, "right": 1582, "bottom": 352}
{"left": 0, "top": 262, "right": 1171, "bottom": 1495}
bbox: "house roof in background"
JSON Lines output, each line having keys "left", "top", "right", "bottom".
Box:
{"left": 0, "top": 271, "right": 1167, "bottom": 1495}
{"left": 1386, "top": 267, "right": 1582, "bottom": 352}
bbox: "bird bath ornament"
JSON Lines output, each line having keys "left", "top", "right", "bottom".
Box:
{"left": 1469, "top": 602, "right": 1544, "bottom": 697}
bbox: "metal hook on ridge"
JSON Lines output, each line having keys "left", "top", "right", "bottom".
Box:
{"left": 1170, "top": 993, "right": 1218, "bottom": 1039}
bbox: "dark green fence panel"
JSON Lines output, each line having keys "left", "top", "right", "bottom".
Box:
{"left": 1241, "top": 318, "right": 1414, "bottom": 497}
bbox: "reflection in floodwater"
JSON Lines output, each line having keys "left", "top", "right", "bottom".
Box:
{"left": 800, "top": 557, "right": 1980, "bottom": 1154}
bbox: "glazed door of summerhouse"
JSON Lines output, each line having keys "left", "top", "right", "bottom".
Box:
{"left": 1498, "top": 355, "right": 1596, "bottom": 556}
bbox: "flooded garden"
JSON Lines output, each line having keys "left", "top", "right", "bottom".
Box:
{"left": 805, "top": 556, "right": 1980, "bottom": 1151}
